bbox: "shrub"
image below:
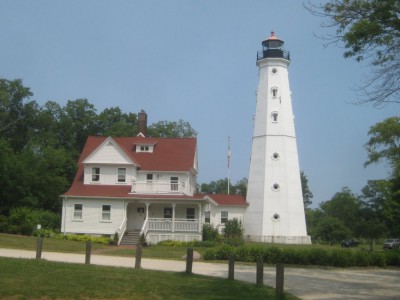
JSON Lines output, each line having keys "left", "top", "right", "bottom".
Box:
{"left": 308, "top": 248, "right": 330, "bottom": 266}
{"left": 8, "top": 207, "right": 37, "bottom": 235}
{"left": 224, "top": 237, "right": 244, "bottom": 247}
{"left": 223, "top": 218, "right": 243, "bottom": 239}
{"left": 235, "top": 246, "right": 253, "bottom": 262}
{"left": 330, "top": 249, "right": 354, "bottom": 267}
{"left": 281, "top": 248, "right": 310, "bottom": 265}
{"left": 32, "top": 229, "right": 58, "bottom": 238}
{"left": 215, "top": 245, "right": 235, "bottom": 260}
{"left": 203, "top": 249, "right": 217, "bottom": 260}
{"left": 193, "top": 240, "right": 218, "bottom": 247}
{"left": 56, "top": 234, "right": 111, "bottom": 245}
{"left": 263, "top": 246, "right": 283, "bottom": 264}
{"left": 0, "top": 215, "right": 8, "bottom": 233}
{"left": 202, "top": 223, "right": 219, "bottom": 241}
{"left": 7, "top": 207, "right": 60, "bottom": 235}
{"left": 369, "top": 252, "right": 386, "bottom": 267}
{"left": 384, "top": 250, "right": 400, "bottom": 266}
{"left": 140, "top": 233, "right": 147, "bottom": 246}
{"left": 353, "top": 251, "right": 370, "bottom": 267}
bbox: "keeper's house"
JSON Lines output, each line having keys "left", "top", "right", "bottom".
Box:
{"left": 61, "top": 111, "right": 247, "bottom": 245}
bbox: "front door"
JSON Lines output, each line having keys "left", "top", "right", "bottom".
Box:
{"left": 127, "top": 203, "right": 146, "bottom": 230}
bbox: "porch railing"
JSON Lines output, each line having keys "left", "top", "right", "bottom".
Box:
{"left": 117, "top": 217, "right": 127, "bottom": 245}
{"left": 147, "top": 218, "right": 199, "bottom": 232}
{"left": 131, "top": 180, "right": 185, "bottom": 194}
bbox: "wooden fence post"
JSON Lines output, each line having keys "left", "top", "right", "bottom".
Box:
{"left": 185, "top": 247, "right": 193, "bottom": 274}
{"left": 276, "top": 263, "right": 285, "bottom": 299}
{"left": 228, "top": 254, "right": 235, "bottom": 280}
{"left": 36, "top": 237, "right": 43, "bottom": 259}
{"left": 85, "top": 241, "right": 91, "bottom": 264}
{"left": 135, "top": 244, "right": 142, "bottom": 269}
{"left": 256, "top": 256, "right": 264, "bottom": 287}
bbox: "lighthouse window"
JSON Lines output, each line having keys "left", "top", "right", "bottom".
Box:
{"left": 272, "top": 87, "right": 278, "bottom": 97}
{"left": 273, "top": 213, "right": 280, "bottom": 220}
{"left": 272, "top": 183, "right": 280, "bottom": 191}
{"left": 272, "top": 112, "right": 278, "bottom": 122}
{"left": 272, "top": 152, "right": 279, "bottom": 160}
{"left": 272, "top": 68, "right": 277, "bottom": 74}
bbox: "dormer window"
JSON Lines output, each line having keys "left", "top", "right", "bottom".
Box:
{"left": 136, "top": 143, "right": 155, "bottom": 153}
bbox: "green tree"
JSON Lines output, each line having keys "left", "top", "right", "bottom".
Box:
{"left": 361, "top": 179, "right": 400, "bottom": 237}
{"left": 147, "top": 119, "right": 197, "bottom": 138}
{"left": 0, "top": 78, "right": 35, "bottom": 151}
{"left": 319, "top": 187, "right": 362, "bottom": 234}
{"left": 312, "top": 216, "right": 351, "bottom": 243}
{"left": 98, "top": 107, "right": 137, "bottom": 137}
{"left": 365, "top": 116, "right": 400, "bottom": 177}
{"left": 306, "top": 0, "right": 400, "bottom": 106}
{"left": 63, "top": 99, "right": 99, "bottom": 153}
{"left": 301, "top": 171, "right": 313, "bottom": 209}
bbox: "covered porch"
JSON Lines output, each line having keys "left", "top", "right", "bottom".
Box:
{"left": 117, "top": 198, "right": 206, "bottom": 245}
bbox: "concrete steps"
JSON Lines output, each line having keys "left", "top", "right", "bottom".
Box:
{"left": 120, "top": 229, "right": 141, "bottom": 246}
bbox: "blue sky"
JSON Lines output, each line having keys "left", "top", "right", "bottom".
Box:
{"left": 0, "top": 1, "right": 397, "bottom": 207}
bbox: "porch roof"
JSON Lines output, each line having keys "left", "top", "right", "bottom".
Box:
{"left": 205, "top": 194, "right": 248, "bottom": 206}
{"left": 62, "top": 181, "right": 204, "bottom": 201}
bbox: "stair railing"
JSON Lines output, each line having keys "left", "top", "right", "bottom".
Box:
{"left": 139, "top": 218, "right": 149, "bottom": 239}
{"left": 117, "top": 217, "right": 127, "bottom": 246}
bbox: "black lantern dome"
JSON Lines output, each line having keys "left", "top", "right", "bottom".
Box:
{"left": 257, "top": 32, "right": 290, "bottom": 61}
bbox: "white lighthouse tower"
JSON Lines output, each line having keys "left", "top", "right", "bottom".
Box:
{"left": 244, "top": 32, "right": 311, "bottom": 244}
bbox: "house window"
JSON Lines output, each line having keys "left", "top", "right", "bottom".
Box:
{"left": 92, "top": 167, "right": 100, "bottom": 182}
{"left": 102, "top": 205, "right": 111, "bottom": 221}
{"left": 170, "top": 176, "right": 178, "bottom": 191}
{"left": 147, "top": 174, "right": 153, "bottom": 181}
{"left": 221, "top": 211, "right": 228, "bottom": 224}
{"left": 118, "top": 168, "right": 126, "bottom": 183}
{"left": 73, "top": 204, "right": 83, "bottom": 220}
{"left": 186, "top": 208, "right": 195, "bottom": 220}
{"left": 140, "top": 145, "right": 149, "bottom": 152}
{"left": 205, "top": 211, "right": 210, "bottom": 223}
{"left": 164, "top": 207, "right": 172, "bottom": 219}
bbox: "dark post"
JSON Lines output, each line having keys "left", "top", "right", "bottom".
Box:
{"left": 276, "top": 263, "right": 285, "bottom": 299}
{"left": 135, "top": 244, "right": 142, "bottom": 269}
{"left": 186, "top": 247, "right": 193, "bottom": 274}
{"left": 256, "top": 256, "right": 264, "bottom": 287}
{"left": 36, "top": 237, "right": 43, "bottom": 259}
{"left": 228, "top": 254, "right": 235, "bottom": 280}
{"left": 85, "top": 241, "right": 91, "bottom": 264}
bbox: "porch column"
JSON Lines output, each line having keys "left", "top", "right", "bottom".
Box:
{"left": 197, "top": 204, "right": 202, "bottom": 233}
{"left": 172, "top": 204, "right": 176, "bottom": 233}
{"left": 145, "top": 202, "right": 150, "bottom": 219}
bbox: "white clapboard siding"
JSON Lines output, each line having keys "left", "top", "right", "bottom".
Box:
{"left": 84, "top": 140, "right": 133, "bottom": 165}
{"left": 62, "top": 199, "right": 125, "bottom": 235}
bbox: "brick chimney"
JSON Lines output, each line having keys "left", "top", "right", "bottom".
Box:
{"left": 137, "top": 109, "right": 147, "bottom": 136}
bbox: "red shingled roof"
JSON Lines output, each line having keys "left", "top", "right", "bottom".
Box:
{"left": 206, "top": 194, "right": 248, "bottom": 206}
{"left": 64, "top": 136, "right": 197, "bottom": 198}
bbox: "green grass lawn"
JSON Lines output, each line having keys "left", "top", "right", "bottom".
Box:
{"left": 0, "top": 257, "right": 298, "bottom": 299}
{"left": 0, "top": 233, "right": 210, "bottom": 259}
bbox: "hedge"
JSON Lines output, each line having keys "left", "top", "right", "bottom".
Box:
{"left": 204, "top": 245, "right": 400, "bottom": 267}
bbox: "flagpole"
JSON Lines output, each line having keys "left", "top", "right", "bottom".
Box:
{"left": 228, "top": 136, "right": 231, "bottom": 195}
